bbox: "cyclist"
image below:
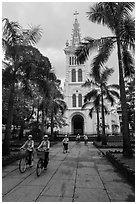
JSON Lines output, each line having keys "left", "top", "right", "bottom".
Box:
{"left": 84, "top": 134, "right": 88, "bottom": 145}
{"left": 37, "top": 135, "right": 50, "bottom": 170}
{"left": 20, "top": 135, "right": 34, "bottom": 167}
{"left": 62, "top": 134, "right": 69, "bottom": 153}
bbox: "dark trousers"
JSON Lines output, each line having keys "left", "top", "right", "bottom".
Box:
{"left": 26, "top": 150, "right": 33, "bottom": 165}
{"left": 44, "top": 152, "right": 49, "bottom": 168}
{"left": 63, "top": 143, "right": 68, "bottom": 151}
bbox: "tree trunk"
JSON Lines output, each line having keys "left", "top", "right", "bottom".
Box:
{"left": 116, "top": 37, "right": 133, "bottom": 158}
{"left": 3, "top": 83, "right": 15, "bottom": 155}
{"left": 101, "top": 90, "right": 107, "bottom": 145}
{"left": 96, "top": 108, "right": 101, "bottom": 141}
{"left": 51, "top": 111, "right": 54, "bottom": 137}
{"left": 41, "top": 103, "right": 45, "bottom": 138}
{"left": 18, "top": 123, "right": 24, "bottom": 140}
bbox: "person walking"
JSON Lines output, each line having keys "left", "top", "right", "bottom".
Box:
{"left": 37, "top": 135, "right": 50, "bottom": 170}
{"left": 84, "top": 134, "right": 88, "bottom": 145}
{"left": 62, "top": 134, "right": 69, "bottom": 153}
{"left": 76, "top": 134, "right": 81, "bottom": 143}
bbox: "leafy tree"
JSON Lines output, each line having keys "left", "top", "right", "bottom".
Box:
{"left": 2, "top": 18, "right": 43, "bottom": 155}
{"left": 76, "top": 2, "right": 134, "bottom": 157}
{"left": 46, "top": 80, "right": 67, "bottom": 137}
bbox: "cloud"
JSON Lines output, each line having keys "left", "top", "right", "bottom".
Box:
{"left": 40, "top": 46, "right": 66, "bottom": 78}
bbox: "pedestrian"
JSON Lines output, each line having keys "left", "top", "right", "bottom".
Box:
{"left": 62, "top": 134, "right": 69, "bottom": 153}
{"left": 84, "top": 134, "right": 88, "bottom": 145}
{"left": 20, "top": 134, "right": 34, "bottom": 167}
{"left": 76, "top": 134, "right": 80, "bottom": 143}
{"left": 37, "top": 135, "right": 50, "bottom": 170}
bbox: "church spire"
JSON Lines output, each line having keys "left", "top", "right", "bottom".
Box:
{"left": 71, "top": 11, "right": 81, "bottom": 46}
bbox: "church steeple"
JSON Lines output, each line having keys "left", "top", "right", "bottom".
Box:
{"left": 71, "top": 11, "right": 81, "bottom": 46}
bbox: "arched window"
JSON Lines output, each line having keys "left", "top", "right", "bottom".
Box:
{"left": 72, "top": 69, "right": 76, "bottom": 82}
{"left": 78, "top": 69, "right": 82, "bottom": 82}
{"left": 72, "top": 94, "right": 76, "bottom": 107}
{"left": 72, "top": 56, "right": 74, "bottom": 65}
{"left": 69, "top": 56, "right": 71, "bottom": 65}
{"left": 78, "top": 94, "right": 82, "bottom": 107}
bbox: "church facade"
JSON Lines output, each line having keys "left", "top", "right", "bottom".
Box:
{"left": 60, "top": 14, "right": 120, "bottom": 136}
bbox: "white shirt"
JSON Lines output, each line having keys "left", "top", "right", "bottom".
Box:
{"left": 38, "top": 140, "right": 50, "bottom": 152}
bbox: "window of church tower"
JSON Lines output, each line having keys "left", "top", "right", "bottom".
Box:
{"left": 78, "top": 94, "right": 82, "bottom": 107}
{"left": 72, "top": 69, "right": 76, "bottom": 82}
{"left": 78, "top": 69, "right": 82, "bottom": 82}
{"left": 69, "top": 56, "right": 71, "bottom": 65}
{"left": 75, "top": 57, "right": 77, "bottom": 65}
{"left": 72, "top": 94, "right": 76, "bottom": 107}
{"left": 72, "top": 56, "right": 74, "bottom": 65}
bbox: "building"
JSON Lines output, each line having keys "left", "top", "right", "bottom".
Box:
{"left": 60, "top": 13, "right": 120, "bottom": 136}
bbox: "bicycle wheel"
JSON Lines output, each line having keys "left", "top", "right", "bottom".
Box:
{"left": 36, "top": 159, "right": 42, "bottom": 176}
{"left": 19, "top": 157, "right": 27, "bottom": 173}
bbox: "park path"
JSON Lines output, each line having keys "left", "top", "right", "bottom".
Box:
{"left": 2, "top": 142, "right": 135, "bottom": 202}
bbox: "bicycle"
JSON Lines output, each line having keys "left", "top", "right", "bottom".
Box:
{"left": 19, "top": 148, "right": 34, "bottom": 173}
{"left": 36, "top": 150, "right": 49, "bottom": 176}
{"left": 63, "top": 143, "right": 69, "bottom": 153}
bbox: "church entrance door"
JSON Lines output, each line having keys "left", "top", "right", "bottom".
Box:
{"left": 72, "top": 115, "right": 84, "bottom": 135}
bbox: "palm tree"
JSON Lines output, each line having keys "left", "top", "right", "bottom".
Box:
{"left": 82, "top": 67, "right": 119, "bottom": 145}
{"left": 2, "top": 18, "right": 42, "bottom": 155}
{"left": 82, "top": 94, "right": 108, "bottom": 142}
{"left": 76, "top": 2, "right": 134, "bottom": 157}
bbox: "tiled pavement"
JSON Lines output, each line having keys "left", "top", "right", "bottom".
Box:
{"left": 2, "top": 142, "right": 135, "bottom": 202}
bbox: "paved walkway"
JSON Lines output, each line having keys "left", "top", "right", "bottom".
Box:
{"left": 2, "top": 142, "right": 135, "bottom": 202}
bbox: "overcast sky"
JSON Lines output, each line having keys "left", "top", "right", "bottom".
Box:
{"left": 2, "top": 1, "right": 120, "bottom": 86}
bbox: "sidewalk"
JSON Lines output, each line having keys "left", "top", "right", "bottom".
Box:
{"left": 2, "top": 142, "right": 135, "bottom": 202}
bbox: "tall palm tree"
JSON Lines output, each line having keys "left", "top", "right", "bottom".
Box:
{"left": 82, "top": 67, "right": 119, "bottom": 145}
{"left": 76, "top": 2, "right": 134, "bottom": 157}
{"left": 2, "top": 18, "right": 42, "bottom": 155}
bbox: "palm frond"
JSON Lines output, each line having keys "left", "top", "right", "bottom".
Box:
{"left": 82, "top": 79, "right": 92, "bottom": 87}
{"left": 82, "top": 101, "right": 92, "bottom": 109}
{"left": 87, "top": 3, "right": 109, "bottom": 26}
{"left": 108, "top": 90, "right": 120, "bottom": 99}
{"left": 23, "top": 25, "right": 42, "bottom": 45}
{"left": 122, "top": 47, "right": 134, "bottom": 78}
{"left": 89, "top": 107, "right": 95, "bottom": 119}
{"left": 107, "top": 84, "right": 119, "bottom": 90}
{"left": 91, "top": 38, "right": 115, "bottom": 81}
{"left": 105, "top": 90, "right": 115, "bottom": 106}
{"left": 101, "top": 67, "right": 114, "bottom": 84}
{"left": 120, "top": 17, "right": 135, "bottom": 50}
{"left": 75, "top": 37, "right": 104, "bottom": 64}
{"left": 121, "top": 2, "right": 135, "bottom": 17}
{"left": 84, "top": 89, "right": 98, "bottom": 102}
{"left": 103, "top": 105, "right": 109, "bottom": 115}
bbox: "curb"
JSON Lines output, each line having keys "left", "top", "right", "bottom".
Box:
{"left": 93, "top": 143, "right": 135, "bottom": 187}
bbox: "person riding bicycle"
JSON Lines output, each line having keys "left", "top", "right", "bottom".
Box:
{"left": 62, "top": 134, "right": 69, "bottom": 153}
{"left": 20, "top": 135, "right": 34, "bottom": 167}
{"left": 37, "top": 135, "right": 50, "bottom": 170}
{"left": 84, "top": 134, "right": 88, "bottom": 145}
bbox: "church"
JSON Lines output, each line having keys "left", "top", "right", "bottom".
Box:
{"left": 60, "top": 12, "right": 120, "bottom": 136}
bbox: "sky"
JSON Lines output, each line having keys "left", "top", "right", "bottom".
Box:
{"left": 2, "top": 1, "right": 120, "bottom": 87}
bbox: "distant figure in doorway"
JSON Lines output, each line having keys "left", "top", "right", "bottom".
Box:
{"left": 76, "top": 134, "right": 81, "bottom": 143}
{"left": 62, "top": 135, "right": 69, "bottom": 153}
{"left": 84, "top": 134, "right": 88, "bottom": 145}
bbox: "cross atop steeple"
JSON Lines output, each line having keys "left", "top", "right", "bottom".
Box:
{"left": 73, "top": 11, "right": 79, "bottom": 19}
